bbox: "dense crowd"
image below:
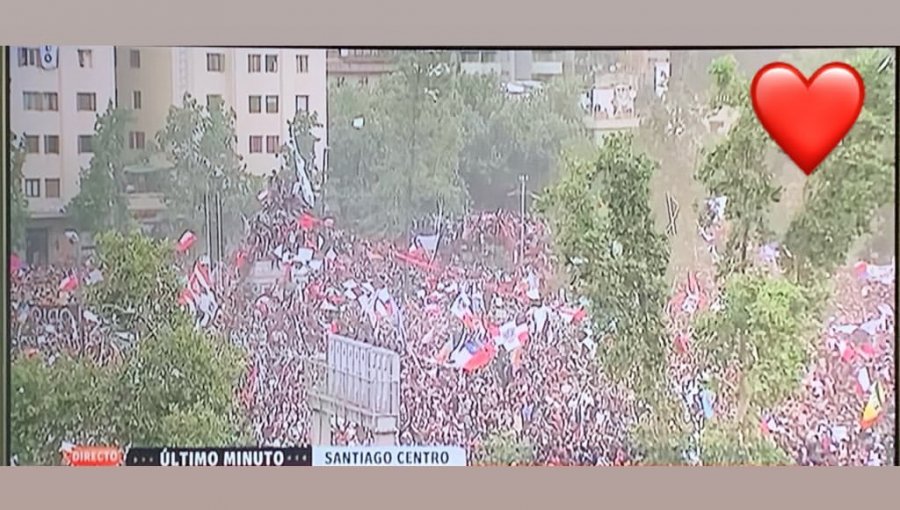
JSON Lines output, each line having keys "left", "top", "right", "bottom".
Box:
{"left": 217, "top": 175, "right": 637, "bottom": 465}
{"left": 9, "top": 168, "right": 896, "bottom": 466}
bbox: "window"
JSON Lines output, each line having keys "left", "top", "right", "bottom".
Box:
{"left": 77, "top": 49, "right": 93, "bottom": 68}
{"left": 77, "top": 135, "right": 94, "bottom": 154}
{"left": 265, "top": 54, "right": 278, "bottom": 72}
{"left": 23, "top": 92, "right": 40, "bottom": 110}
{"left": 130, "top": 49, "right": 141, "bottom": 68}
{"left": 207, "top": 53, "right": 225, "bottom": 72}
{"left": 45, "top": 179, "right": 61, "bottom": 198}
{"left": 24, "top": 179, "right": 41, "bottom": 198}
{"left": 248, "top": 54, "right": 261, "bottom": 73}
{"left": 76, "top": 92, "right": 97, "bottom": 112}
{"left": 129, "top": 131, "right": 146, "bottom": 150}
{"left": 480, "top": 51, "right": 498, "bottom": 63}
{"left": 296, "top": 54, "right": 309, "bottom": 73}
{"left": 249, "top": 136, "right": 263, "bottom": 153}
{"left": 266, "top": 135, "right": 280, "bottom": 154}
{"left": 265, "top": 95, "right": 279, "bottom": 114}
{"left": 132, "top": 90, "right": 143, "bottom": 110}
{"left": 207, "top": 94, "right": 223, "bottom": 108}
{"left": 18, "top": 47, "right": 40, "bottom": 67}
{"left": 44, "top": 135, "right": 60, "bottom": 154}
{"left": 248, "top": 95, "right": 262, "bottom": 114}
{"left": 45, "top": 92, "right": 59, "bottom": 111}
{"left": 24, "top": 135, "right": 40, "bottom": 154}
{"left": 23, "top": 92, "right": 58, "bottom": 112}
{"left": 295, "top": 95, "right": 309, "bottom": 113}
{"left": 460, "top": 51, "right": 480, "bottom": 63}
{"left": 535, "top": 50, "right": 563, "bottom": 62}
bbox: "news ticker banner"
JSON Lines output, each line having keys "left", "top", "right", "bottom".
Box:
{"left": 122, "top": 446, "right": 466, "bottom": 467}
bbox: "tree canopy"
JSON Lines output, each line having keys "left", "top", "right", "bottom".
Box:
{"left": 10, "top": 231, "right": 251, "bottom": 465}
{"left": 10, "top": 132, "right": 29, "bottom": 253}
{"left": 783, "top": 49, "right": 896, "bottom": 283}
{"left": 327, "top": 52, "right": 587, "bottom": 237}
{"left": 696, "top": 56, "right": 781, "bottom": 279}
{"left": 156, "top": 94, "right": 261, "bottom": 243}
{"left": 537, "top": 133, "right": 686, "bottom": 461}
{"left": 66, "top": 103, "right": 135, "bottom": 235}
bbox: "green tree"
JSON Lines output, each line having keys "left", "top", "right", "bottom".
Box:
{"left": 694, "top": 272, "right": 818, "bottom": 428}
{"left": 113, "top": 314, "right": 250, "bottom": 448}
{"left": 537, "top": 133, "right": 686, "bottom": 460}
{"left": 326, "top": 80, "right": 380, "bottom": 222}
{"left": 327, "top": 52, "right": 467, "bottom": 236}
{"left": 456, "top": 73, "right": 586, "bottom": 210}
{"left": 85, "top": 231, "right": 183, "bottom": 335}
{"left": 698, "top": 418, "right": 791, "bottom": 466}
{"left": 783, "top": 49, "right": 896, "bottom": 283}
{"left": 476, "top": 430, "right": 535, "bottom": 466}
{"left": 10, "top": 231, "right": 251, "bottom": 464}
{"left": 156, "top": 94, "right": 260, "bottom": 243}
{"left": 10, "top": 354, "right": 117, "bottom": 465}
{"left": 66, "top": 103, "right": 135, "bottom": 234}
{"left": 9, "top": 133, "right": 29, "bottom": 253}
{"left": 696, "top": 56, "right": 781, "bottom": 279}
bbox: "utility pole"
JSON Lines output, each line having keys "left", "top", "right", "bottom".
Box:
{"left": 519, "top": 174, "right": 528, "bottom": 264}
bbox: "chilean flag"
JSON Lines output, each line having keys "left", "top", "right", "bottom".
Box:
{"left": 448, "top": 337, "right": 496, "bottom": 372}
{"left": 176, "top": 230, "right": 197, "bottom": 253}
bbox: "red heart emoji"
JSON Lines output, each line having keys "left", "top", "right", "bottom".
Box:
{"left": 750, "top": 62, "right": 865, "bottom": 175}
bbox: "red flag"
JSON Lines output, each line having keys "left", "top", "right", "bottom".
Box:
{"left": 298, "top": 212, "right": 319, "bottom": 231}
{"left": 176, "top": 230, "right": 197, "bottom": 253}
{"left": 59, "top": 275, "right": 79, "bottom": 293}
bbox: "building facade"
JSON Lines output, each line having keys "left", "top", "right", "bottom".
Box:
{"left": 325, "top": 49, "right": 578, "bottom": 85}
{"left": 9, "top": 45, "right": 117, "bottom": 265}
{"left": 116, "top": 47, "right": 329, "bottom": 178}
{"left": 326, "top": 49, "right": 398, "bottom": 86}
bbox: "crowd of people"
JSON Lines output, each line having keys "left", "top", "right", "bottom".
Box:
{"left": 214, "top": 173, "right": 637, "bottom": 465}
{"left": 8, "top": 166, "right": 896, "bottom": 466}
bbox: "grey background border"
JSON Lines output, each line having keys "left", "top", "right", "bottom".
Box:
{"left": 1, "top": 0, "right": 900, "bottom": 45}
{"left": 1, "top": 0, "right": 900, "bottom": 507}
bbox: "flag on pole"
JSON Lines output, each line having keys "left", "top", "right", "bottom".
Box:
{"left": 291, "top": 142, "right": 316, "bottom": 207}
{"left": 448, "top": 336, "right": 496, "bottom": 372}
{"left": 860, "top": 381, "right": 885, "bottom": 429}
{"left": 176, "top": 230, "right": 198, "bottom": 252}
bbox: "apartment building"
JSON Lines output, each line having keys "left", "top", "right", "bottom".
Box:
{"left": 457, "top": 50, "right": 576, "bottom": 82}
{"left": 116, "top": 47, "right": 328, "bottom": 178}
{"left": 10, "top": 45, "right": 116, "bottom": 265}
{"left": 326, "top": 49, "right": 577, "bottom": 85}
{"left": 326, "top": 49, "right": 398, "bottom": 86}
